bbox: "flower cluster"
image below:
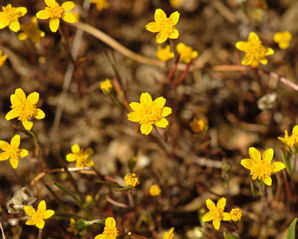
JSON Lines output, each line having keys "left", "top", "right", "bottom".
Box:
{"left": 235, "top": 32, "right": 274, "bottom": 68}
{"left": 145, "top": 9, "right": 180, "bottom": 44}
{"left": 163, "top": 227, "right": 175, "bottom": 239}
{"left": 24, "top": 200, "right": 55, "bottom": 229}
{"left": 176, "top": 42, "right": 198, "bottom": 63}
{"left": 91, "top": 0, "right": 109, "bottom": 11}
{"left": 241, "top": 147, "right": 285, "bottom": 186}
{"left": 149, "top": 184, "right": 161, "bottom": 196}
{"left": 0, "top": 4, "right": 27, "bottom": 32}
{"left": 18, "top": 17, "right": 45, "bottom": 43}
{"left": 67, "top": 218, "right": 78, "bottom": 235}
{"left": 278, "top": 125, "right": 298, "bottom": 151}
{"left": 190, "top": 119, "right": 206, "bottom": 133}
{"left": 274, "top": 31, "right": 292, "bottom": 49}
{"left": 124, "top": 173, "right": 140, "bottom": 188}
{"left": 156, "top": 45, "right": 174, "bottom": 62}
{"left": 6, "top": 88, "right": 45, "bottom": 131}
{"left": 0, "top": 135, "right": 28, "bottom": 169}
{"left": 127, "top": 92, "right": 172, "bottom": 135}
{"left": 100, "top": 79, "right": 113, "bottom": 94}
{"left": 36, "top": 0, "right": 76, "bottom": 32}
{"left": 66, "top": 144, "right": 94, "bottom": 168}
{"left": 94, "top": 217, "right": 118, "bottom": 239}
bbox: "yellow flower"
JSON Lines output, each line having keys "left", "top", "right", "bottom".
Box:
{"left": 0, "top": 49, "right": 8, "bottom": 67}
{"left": 202, "top": 197, "right": 231, "bottom": 230}
{"left": 0, "top": 4, "right": 27, "bottom": 32}
{"left": 66, "top": 144, "right": 94, "bottom": 168}
{"left": 94, "top": 217, "right": 118, "bottom": 239}
{"left": 100, "top": 79, "right": 113, "bottom": 94}
{"left": 0, "top": 135, "right": 28, "bottom": 169}
{"left": 24, "top": 200, "right": 55, "bottom": 229}
{"left": 91, "top": 0, "right": 109, "bottom": 11}
{"left": 241, "top": 147, "right": 285, "bottom": 186}
{"left": 127, "top": 92, "right": 172, "bottom": 135}
{"left": 230, "top": 208, "right": 242, "bottom": 222}
{"left": 36, "top": 0, "right": 76, "bottom": 32}
{"left": 18, "top": 17, "right": 45, "bottom": 43}
{"left": 163, "top": 227, "right": 174, "bottom": 239}
{"left": 67, "top": 218, "right": 78, "bottom": 235}
{"left": 170, "top": 0, "right": 185, "bottom": 8}
{"left": 235, "top": 32, "right": 274, "bottom": 68}
{"left": 85, "top": 195, "right": 93, "bottom": 203}
{"left": 145, "top": 9, "right": 180, "bottom": 44}
{"left": 274, "top": 31, "right": 292, "bottom": 49}
{"left": 278, "top": 125, "right": 298, "bottom": 150}
{"left": 156, "top": 45, "right": 174, "bottom": 62}
{"left": 149, "top": 184, "right": 161, "bottom": 196}
{"left": 190, "top": 119, "right": 205, "bottom": 133}
{"left": 5, "top": 88, "right": 45, "bottom": 131}
{"left": 124, "top": 173, "right": 139, "bottom": 188}
{"left": 176, "top": 42, "right": 198, "bottom": 63}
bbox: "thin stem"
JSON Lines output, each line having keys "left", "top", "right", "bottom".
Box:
{"left": 38, "top": 229, "right": 43, "bottom": 239}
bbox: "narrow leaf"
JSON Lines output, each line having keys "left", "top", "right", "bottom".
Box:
{"left": 287, "top": 218, "right": 297, "bottom": 239}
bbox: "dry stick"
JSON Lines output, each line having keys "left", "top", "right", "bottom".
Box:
{"left": 50, "top": 0, "right": 91, "bottom": 143}
{"left": 0, "top": 221, "right": 5, "bottom": 239}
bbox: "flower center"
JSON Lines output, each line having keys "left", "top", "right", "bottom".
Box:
{"left": 251, "top": 160, "right": 273, "bottom": 180}
{"left": 46, "top": 5, "right": 64, "bottom": 19}
{"left": 13, "top": 100, "right": 37, "bottom": 122}
{"left": 103, "top": 226, "right": 117, "bottom": 238}
{"left": 247, "top": 40, "right": 266, "bottom": 59}
{"left": 32, "top": 211, "right": 44, "bottom": 224}
{"left": 210, "top": 208, "right": 224, "bottom": 221}
{"left": 8, "top": 145, "right": 21, "bottom": 160}
{"left": 160, "top": 19, "right": 175, "bottom": 35}
{"left": 3, "top": 6, "right": 23, "bottom": 22}
{"left": 139, "top": 102, "right": 163, "bottom": 125}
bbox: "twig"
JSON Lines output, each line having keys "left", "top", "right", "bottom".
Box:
{"left": 0, "top": 221, "right": 5, "bottom": 239}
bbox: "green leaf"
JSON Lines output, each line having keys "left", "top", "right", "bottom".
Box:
{"left": 287, "top": 218, "right": 298, "bottom": 239}
{"left": 250, "top": 182, "right": 257, "bottom": 197}
{"left": 225, "top": 233, "right": 239, "bottom": 239}
{"left": 281, "top": 151, "right": 293, "bottom": 177}
{"left": 128, "top": 156, "right": 136, "bottom": 172}
{"left": 96, "top": 180, "right": 122, "bottom": 188}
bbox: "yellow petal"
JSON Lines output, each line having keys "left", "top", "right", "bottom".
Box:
{"left": 248, "top": 147, "right": 261, "bottom": 162}
{"left": 0, "top": 140, "right": 10, "bottom": 151}
{"left": 10, "top": 158, "right": 19, "bottom": 169}
{"left": 217, "top": 197, "right": 226, "bottom": 210}
{"left": 212, "top": 219, "right": 221, "bottom": 230}
{"left": 105, "top": 217, "right": 116, "bottom": 227}
{"left": 44, "top": 209, "right": 55, "bottom": 219}
{"left": 0, "top": 152, "right": 9, "bottom": 161}
{"left": 36, "top": 220, "right": 45, "bottom": 229}
{"left": 17, "top": 7, "right": 27, "bottom": 16}
{"left": 169, "top": 11, "right": 180, "bottom": 25}
{"left": 36, "top": 10, "right": 50, "bottom": 19}
{"left": 292, "top": 125, "right": 298, "bottom": 135}
{"left": 265, "top": 47, "right": 274, "bottom": 56}
{"left": 24, "top": 205, "right": 36, "bottom": 216}
{"left": 154, "top": 97, "right": 166, "bottom": 108}
{"left": 85, "top": 158, "right": 94, "bottom": 167}
{"left": 263, "top": 176, "right": 272, "bottom": 186}
{"left": 18, "top": 32, "right": 28, "bottom": 41}
{"left": 49, "top": 18, "right": 60, "bottom": 32}
{"left": 22, "top": 120, "right": 33, "bottom": 131}
{"left": 140, "top": 123, "right": 153, "bottom": 135}
{"left": 35, "top": 109, "right": 45, "bottom": 119}
{"left": 272, "top": 162, "right": 285, "bottom": 172}
{"left": 66, "top": 153, "right": 76, "bottom": 162}
{"left": 235, "top": 41, "right": 247, "bottom": 51}
{"left": 240, "top": 158, "right": 253, "bottom": 169}
{"left": 62, "top": 12, "right": 76, "bottom": 23}
{"left": 258, "top": 57, "right": 268, "bottom": 65}
{"left": 27, "top": 92, "right": 39, "bottom": 105}
{"left": 202, "top": 212, "right": 213, "bottom": 222}
{"left": 94, "top": 235, "right": 105, "bottom": 239}
{"left": 154, "top": 9, "right": 167, "bottom": 23}
{"left": 129, "top": 102, "right": 141, "bottom": 111}
{"left": 169, "top": 29, "right": 179, "bottom": 39}
{"left": 15, "top": 88, "right": 26, "bottom": 100}
{"left": 241, "top": 55, "right": 252, "bottom": 65}
{"left": 25, "top": 218, "right": 36, "bottom": 225}
{"left": 206, "top": 199, "right": 216, "bottom": 210}
{"left": 5, "top": 109, "right": 18, "bottom": 120}
{"left": 61, "top": 1, "right": 75, "bottom": 11}
{"left": 45, "top": 0, "right": 56, "bottom": 7}
{"left": 262, "top": 148, "right": 273, "bottom": 164}
{"left": 140, "top": 92, "right": 152, "bottom": 104}
{"left": 145, "top": 22, "right": 159, "bottom": 33}
{"left": 9, "top": 21, "right": 21, "bottom": 32}
{"left": 248, "top": 32, "right": 259, "bottom": 42}
{"left": 71, "top": 144, "right": 80, "bottom": 153}
{"left": 127, "top": 112, "right": 140, "bottom": 122}
{"left": 156, "top": 31, "right": 168, "bottom": 44}
{"left": 155, "top": 118, "right": 168, "bottom": 128}
{"left": 10, "top": 135, "right": 20, "bottom": 148}
{"left": 20, "top": 149, "right": 28, "bottom": 158}
{"left": 38, "top": 200, "right": 46, "bottom": 212}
